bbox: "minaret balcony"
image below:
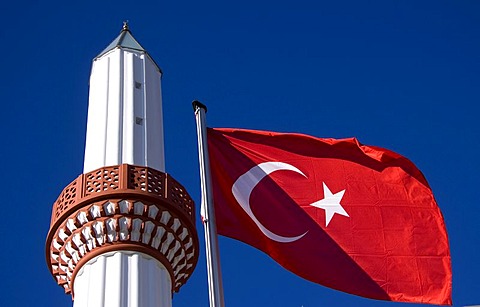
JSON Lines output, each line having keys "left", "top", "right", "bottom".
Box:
{"left": 46, "top": 164, "right": 198, "bottom": 295}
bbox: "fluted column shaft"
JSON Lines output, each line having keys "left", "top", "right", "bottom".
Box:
{"left": 73, "top": 251, "right": 172, "bottom": 307}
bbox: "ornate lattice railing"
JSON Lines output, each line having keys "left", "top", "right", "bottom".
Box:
{"left": 50, "top": 164, "right": 195, "bottom": 228}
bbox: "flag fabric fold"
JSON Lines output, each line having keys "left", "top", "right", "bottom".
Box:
{"left": 207, "top": 127, "right": 451, "bottom": 305}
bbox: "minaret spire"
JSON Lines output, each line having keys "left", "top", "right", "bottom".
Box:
{"left": 46, "top": 25, "right": 199, "bottom": 307}
{"left": 95, "top": 22, "right": 149, "bottom": 60}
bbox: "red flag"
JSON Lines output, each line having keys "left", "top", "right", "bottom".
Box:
{"left": 207, "top": 128, "right": 451, "bottom": 305}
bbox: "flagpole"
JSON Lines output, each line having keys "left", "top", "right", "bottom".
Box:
{"left": 193, "top": 100, "right": 225, "bottom": 307}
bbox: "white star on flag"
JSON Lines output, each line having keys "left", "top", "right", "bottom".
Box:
{"left": 309, "top": 182, "right": 349, "bottom": 227}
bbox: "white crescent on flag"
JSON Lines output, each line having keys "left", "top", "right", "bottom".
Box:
{"left": 231, "top": 162, "right": 308, "bottom": 243}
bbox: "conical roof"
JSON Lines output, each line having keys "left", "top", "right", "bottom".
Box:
{"left": 96, "top": 22, "right": 146, "bottom": 58}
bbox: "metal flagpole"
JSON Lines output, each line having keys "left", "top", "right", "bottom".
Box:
{"left": 193, "top": 100, "right": 225, "bottom": 307}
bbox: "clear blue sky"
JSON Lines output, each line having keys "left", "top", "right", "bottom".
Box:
{"left": 1, "top": 1, "right": 478, "bottom": 306}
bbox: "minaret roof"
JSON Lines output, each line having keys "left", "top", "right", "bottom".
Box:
{"left": 96, "top": 22, "right": 147, "bottom": 58}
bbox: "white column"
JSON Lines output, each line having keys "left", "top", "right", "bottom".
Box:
{"left": 73, "top": 251, "right": 172, "bottom": 307}
{"left": 83, "top": 47, "right": 165, "bottom": 173}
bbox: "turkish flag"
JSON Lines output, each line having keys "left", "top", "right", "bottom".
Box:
{"left": 207, "top": 128, "right": 451, "bottom": 305}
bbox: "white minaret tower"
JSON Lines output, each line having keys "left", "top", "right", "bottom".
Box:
{"left": 46, "top": 23, "right": 199, "bottom": 307}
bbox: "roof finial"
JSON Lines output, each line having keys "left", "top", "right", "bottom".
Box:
{"left": 122, "top": 20, "right": 129, "bottom": 32}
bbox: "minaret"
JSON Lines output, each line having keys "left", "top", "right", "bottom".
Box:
{"left": 46, "top": 23, "right": 199, "bottom": 307}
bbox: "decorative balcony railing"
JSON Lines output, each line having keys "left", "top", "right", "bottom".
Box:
{"left": 50, "top": 164, "right": 195, "bottom": 228}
